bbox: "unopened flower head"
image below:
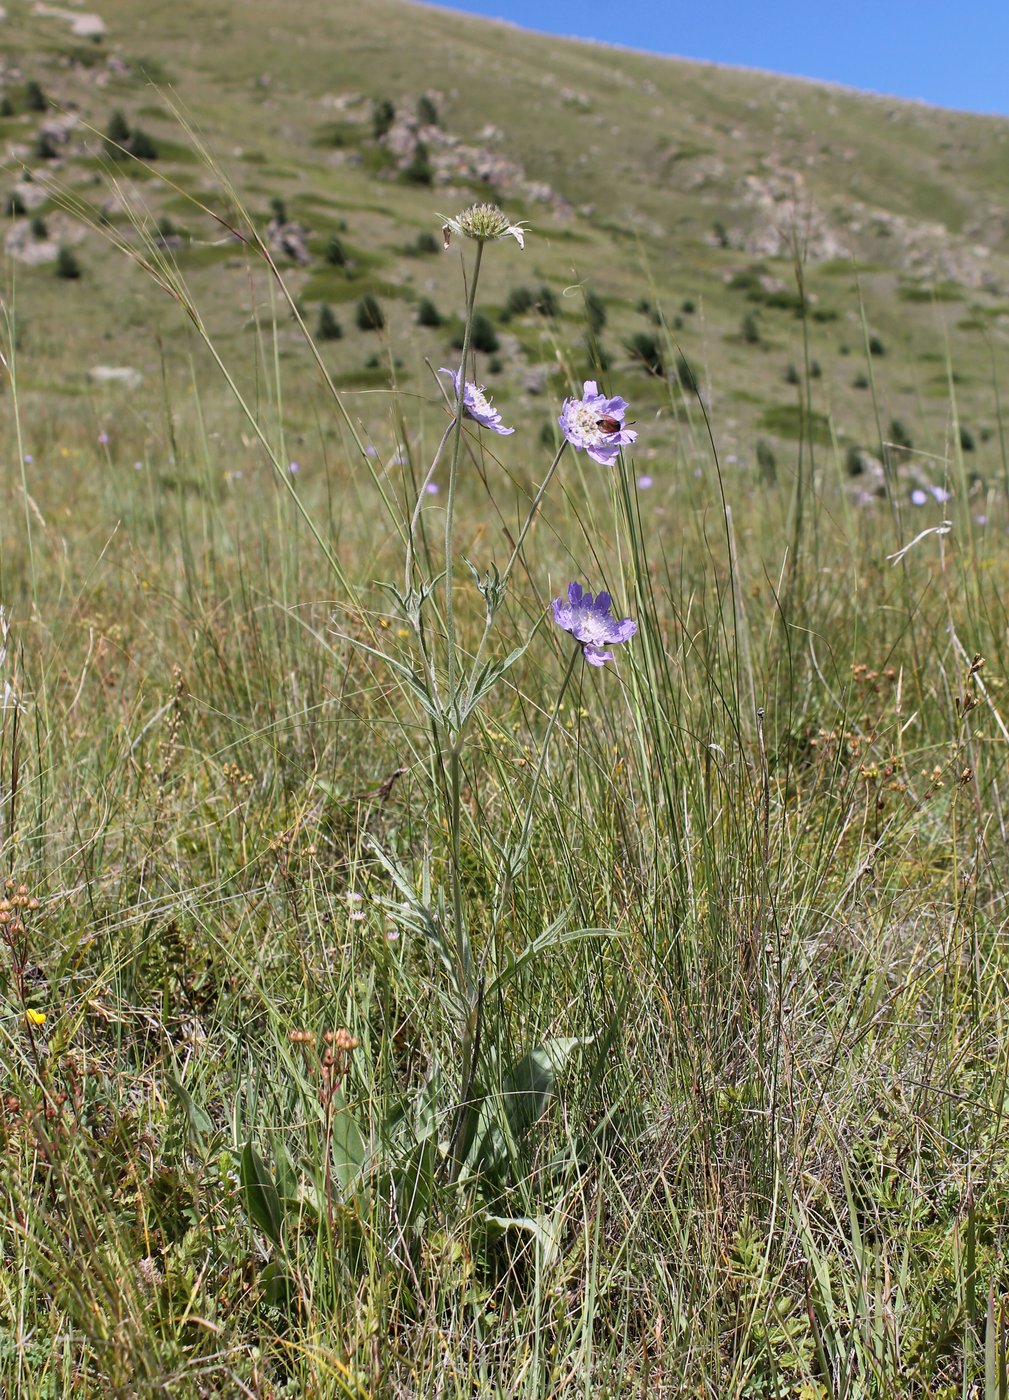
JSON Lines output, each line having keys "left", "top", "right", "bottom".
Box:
{"left": 559, "top": 381, "right": 638, "bottom": 467}
{"left": 440, "top": 203, "right": 527, "bottom": 250}
{"left": 552, "top": 582, "right": 637, "bottom": 667}
{"left": 439, "top": 368, "right": 514, "bottom": 435}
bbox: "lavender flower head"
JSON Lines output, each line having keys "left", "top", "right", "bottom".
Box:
{"left": 559, "top": 381, "right": 638, "bottom": 467}
{"left": 439, "top": 368, "right": 514, "bottom": 435}
{"left": 552, "top": 582, "right": 637, "bottom": 667}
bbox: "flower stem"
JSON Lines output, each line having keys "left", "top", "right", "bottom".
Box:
{"left": 443, "top": 238, "right": 485, "bottom": 717}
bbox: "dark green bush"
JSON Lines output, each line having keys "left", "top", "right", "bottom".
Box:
{"left": 584, "top": 289, "right": 606, "bottom": 334}
{"left": 356, "top": 294, "right": 384, "bottom": 331}
{"left": 852, "top": 372, "right": 869, "bottom": 389}
{"left": 35, "top": 132, "right": 58, "bottom": 161}
{"left": 471, "top": 313, "right": 499, "bottom": 353}
{"left": 269, "top": 196, "right": 287, "bottom": 224}
{"left": 0, "top": 96, "right": 13, "bottom": 118}
{"left": 487, "top": 356, "right": 502, "bottom": 374}
{"left": 317, "top": 304, "right": 343, "bottom": 340}
{"left": 681, "top": 298, "right": 696, "bottom": 314}
{"left": 55, "top": 246, "right": 81, "bottom": 279}
{"left": 325, "top": 234, "right": 347, "bottom": 267}
{"left": 810, "top": 359, "right": 822, "bottom": 379}
{"left": 960, "top": 425, "right": 975, "bottom": 451}
{"left": 500, "top": 286, "right": 534, "bottom": 321}
{"left": 30, "top": 215, "right": 47, "bottom": 239}
{"left": 401, "top": 141, "right": 433, "bottom": 186}
{"left": 741, "top": 312, "right": 760, "bottom": 344}
{"left": 869, "top": 334, "right": 886, "bottom": 357}
{"left": 412, "top": 230, "right": 439, "bottom": 255}
{"left": 5, "top": 191, "right": 26, "bottom": 216}
{"left": 417, "top": 95, "right": 438, "bottom": 126}
{"left": 626, "top": 332, "right": 663, "bottom": 376}
{"left": 756, "top": 439, "right": 777, "bottom": 484}
{"left": 675, "top": 353, "right": 699, "bottom": 393}
{"left": 888, "top": 418, "right": 913, "bottom": 451}
{"left": 416, "top": 297, "right": 442, "bottom": 327}
{"left": 25, "top": 80, "right": 47, "bottom": 112}
{"left": 104, "top": 109, "right": 131, "bottom": 158}
{"left": 128, "top": 129, "right": 159, "bottom": 160}
{"left": 534, "top": 285, "right": 558, "bottom": 317}
{"left": 784, "top": 363, "right": 800, "bottom": 385}
{"left": 372, "top": 98, "right": 395, "bottom": 139}
{"left": 585, "top": 336, "right": 612, "bottom": 374}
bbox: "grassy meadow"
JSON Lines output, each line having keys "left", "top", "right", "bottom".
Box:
{"left": 4, "top": 2, "right": 1009, "bottom": 1397}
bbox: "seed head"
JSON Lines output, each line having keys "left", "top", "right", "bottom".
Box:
{"left": 440, "top": 203, "right": 527, "bottom": 250}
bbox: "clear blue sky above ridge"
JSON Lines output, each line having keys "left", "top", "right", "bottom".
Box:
{"left": 415, "top": 0, "right": 1009, "bottom": 117}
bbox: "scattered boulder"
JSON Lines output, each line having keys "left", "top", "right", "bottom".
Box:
{"left": 89, "top": 366, "right": 143, "bottom": 391}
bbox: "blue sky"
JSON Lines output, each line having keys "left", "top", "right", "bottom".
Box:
{"left": 418, "top": 1, "right": 1009, "bottom": 117}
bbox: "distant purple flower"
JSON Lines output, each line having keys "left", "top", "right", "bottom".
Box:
{"left": 929, "top": 484, "right": 951, "bottom": 503}
{"left": 288, "top": 460, "right": 300, "bottom": 474}
{"left": 425, "top": 481, "right": 440, "bottom": 494}
{"left": 975, "top": 514, "right": 988, "bottom": 527}
{"left": 23, "top": 454, "right": 33, "bottom": 465}
{"left": 552, "top": 582, "right": 637, "bottom": 667}
{"left": 439, "top": 368, "right": 514, "bottom": 435}
{"left": 98, "top": 431, "right": 110, "bottom": 446}
{"left": 559, "top": 380, "right": 637, "bottom": 466}
{"left": 637, "top": 474, "right": 653, "bottom": 490}
{"left": 910, "top": 488, "right": 928, "bottom": 506}
{"left": 364, "top": 444, "right": 378, "bottom": 457}
{"left": 133, "top": 460, "right": 143, "bottom": 471}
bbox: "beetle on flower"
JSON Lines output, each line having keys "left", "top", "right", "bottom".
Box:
{"left": 559, "top": 381, "right": 638, "bottom": 467}
{"left": 552, "top": 582, "right": 637, "bottom": 667}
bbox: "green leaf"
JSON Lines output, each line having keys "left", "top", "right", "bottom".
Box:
{"left": 240, "top": 1142, "right": 283, "bottom": 1246}
{"left": 330, "top": 1087, "right": 366, "bottom": 1193}
{"left": 166, "top": 1074, "right": 215, "bottom": 1150}
{"left": 500, "top": 1037, "right": 589, "bottom": 1143}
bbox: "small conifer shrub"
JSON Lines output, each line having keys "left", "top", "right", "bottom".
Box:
{"left": 471, "top": 312, "right": 499, "bottom": 353}
{"left": 412, "top": 230, "right": 439, "bottom": 255}
{"left": 675, "top": 353, "right": 699, "bottom": 393}
{"left": 356, "top": 294, "right": 384, "bottom": 331}
{"left": 417, "top": 94, "right": 439, "bottom": 126}
{"left": 534, "top": 285, "right": 558, "bottom": 317}
{"left": 401, "top": 141, "right": 433, "bottom": 186}
{"left": 868, "top": 334, "right": 886, "bottom": 357}
{"left": 30, "top": 215, "right": 47, "bottom": 239}
{"left": 325, "top": 233, "right": 347, "bottom": 267}
{"left": 0, "top": 95, "right": 14, "bottom": 117}
{"left": 25, "top": 80, "right": 47, "bottom": 112}
{"left": 741, "top": 312, "right": 760, "bottom": 344}
{"left": 269, "top": 196, "right": 287, "bottom": 224}
{"left": 500, "top": 286, "right": 534, "bottom": 321}
{"left": 35, "top": 132, "right": 59, "bottom": 161}
{"left": 960, "top": 425, "right": 975, "bottom": 451}
{"left": 55, "top": 246, "right": 81, "bottom": 279}
{"left": 416, "top": 297, "right": 442, "bottom": 328}
{"left": 626, "top": 332, "right": 663, "bottom": 377}
{"left": 5, "top": 191, "right": 27, "bottom": 216}
{"left": 372, "top": 98, "right": 395, "bottom": 139}
{"left": 784, "top": 363, "right": 800, "bottom": 385}
{"left": 852, "top": 372, "right": 869, "bottom": 389}
{"left": 128, "top": 129, "right": 159, "bottom": 160}
{"left": 756, "top": 439, "right": 777, "bottom": 484}
{"left": 105, "top": 109, "right": 130, "bottom": 157}
{"left": 888, "top": 418, "right": 912, "bottom": 451}
{"left": 317, "top": 304, "right": 343, "bottom": 340}
{"left": 584, "top": 289, "right": 606, "bottom": 334}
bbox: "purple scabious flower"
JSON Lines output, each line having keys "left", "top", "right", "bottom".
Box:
{"left": 552, "top": 582, "right": 637, "bottom": 667}
{"left": 439, "top": 368, "right": 514, "bottom": 435}
{"left": 559, "top": 380, "right": 637, "bottom": 467}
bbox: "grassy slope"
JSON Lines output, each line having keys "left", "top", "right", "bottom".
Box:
{"left": 3, "top": 4, "right": 1009, "bottom": 1399}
